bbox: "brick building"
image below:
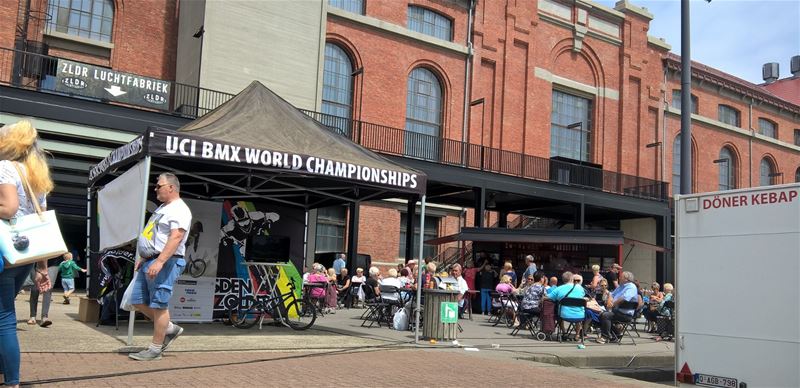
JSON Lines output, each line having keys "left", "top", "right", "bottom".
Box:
{"left": 1, "top": 0, "right": 797, "bottom": 284}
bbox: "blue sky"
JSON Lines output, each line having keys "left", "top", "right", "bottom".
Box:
{"left": 594, "top": 0, "right": 800, "bottom": 84}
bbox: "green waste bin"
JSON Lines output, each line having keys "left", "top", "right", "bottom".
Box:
{"left": 422, "top": 289, "right": 459, "bottom": 341}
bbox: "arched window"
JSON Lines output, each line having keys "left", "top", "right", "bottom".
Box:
{"left": 47, "top": 0, "right": 114, "bottom": 43}
{"left": 672, "top": 135, "right": 695, "bottom": 195}
{"left": 405, "top": 67, "right": 443, "bottom": 160}
{"left": 717, "top": 147, "right": 736, "bottom": 190}
{"left": 718, "top": 105, "right": 741, "bottom": 127}
{"left": 759, "top": 157, "right": 777, "bottom": 186}
{"left": 758, "top": 118, "right": 777, "bottom": 139}
{"left": 321, "top": 43, "right": 354, "bottom": 136}
{"left": 408, "top": 6, "right": 453, "bottom": 41}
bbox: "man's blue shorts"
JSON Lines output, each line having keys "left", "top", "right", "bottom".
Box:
{"left": 130, "top": 256, "right": 185, "bottom": 310}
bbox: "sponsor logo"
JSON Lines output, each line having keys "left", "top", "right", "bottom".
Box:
{"left": 61, "top": 77, "right": 87, "bottom": 89}
{"left": 144, "top": 93, "right": 167, "bottom": 105}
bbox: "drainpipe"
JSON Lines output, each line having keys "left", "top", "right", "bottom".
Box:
{"left": 748, "top": 98, "right": 753, "bottom": 187}
{"left": 461, "top": 0, "right": 476, "bottom": 166}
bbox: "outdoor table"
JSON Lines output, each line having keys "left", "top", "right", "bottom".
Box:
{"left": 422, "top": 288, "right": 459, "bottom": 340}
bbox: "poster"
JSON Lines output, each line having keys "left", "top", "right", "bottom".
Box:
{"left": 182, "top": 198, "right": 223, "bottom": 279}
{"left": 169, "top": 277, "right": 216, "bottom": 322}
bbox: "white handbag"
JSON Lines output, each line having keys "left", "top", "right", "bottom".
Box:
{"left": 0, "top": 163, "right": 68, "bottom": 268}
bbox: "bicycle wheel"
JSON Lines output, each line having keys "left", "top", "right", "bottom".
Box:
{"left": 188, "top": 260, "right": 207, "bottom": 278}
{"left": 283, "top": 299, "right": 316, "bottom": 331}
{"left": 228, "top": 304, "right": 262, "bottom": 329}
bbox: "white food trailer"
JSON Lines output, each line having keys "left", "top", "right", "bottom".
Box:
{"left": 675, "top": 183, "right": 800, "bottom": 388}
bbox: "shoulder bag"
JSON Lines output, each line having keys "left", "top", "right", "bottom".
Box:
{"left": 0, "top": 163, "right": 68, "bottom": 268}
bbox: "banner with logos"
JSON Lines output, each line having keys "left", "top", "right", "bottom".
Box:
{"left": 169, "top": 277, "right": 216, "bottom": 322}
{"left": 54, "top": 58, "right": 171, "bottom": 110}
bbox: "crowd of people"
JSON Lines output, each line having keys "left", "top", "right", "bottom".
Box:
{"left": 469, "top": 256, "right": 676, "bottom": 345}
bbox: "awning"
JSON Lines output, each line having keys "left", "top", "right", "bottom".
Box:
{"left": 426, "top": 227, "right": 625, "bottom": 246}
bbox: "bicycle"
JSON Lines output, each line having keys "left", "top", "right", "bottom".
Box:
{"left": 228, "top": 263, "right": 316, "bottom": 331}
{"left": 185, "top": 252, "right": 208, "bottom": 278}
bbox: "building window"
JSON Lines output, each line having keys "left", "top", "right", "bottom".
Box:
{"left": 399, "top": 213, "right": 438, "bottom": 259}
{"left": 405, "top": 67, "right": 443, "bottom": 160}
{"left": 671, "top": 90, "right": 698, "bottom": 114}
{"left": 328, "top": 0, "right": 364, "bottom": 14}
{"left": 717, "top": 147, "right": 736, "bottom": 190}
{"left": 315, "top": 206, "right": 346, "bottom": 253}
{"left": 759, "top": 157, "right": 777, "bottom": 186}
{"left": 794, "top": 129, "right": 800, "bottom": 146}
{"left": 718, "top": 105, "right": 740, "bottom": 127}
{"left": 408, "top": 6, "right": 453, "bottom": 41}
{"left": 321, "top": 43, "right": 354, "bottom": 136}
{"left": 550, "top": 90, "right": 593, "bottom": 162}
{"left": 672, "top": 135, "right": 694, "bottom": 195}
{"left": 758, "top": 118, "right": 777, "bottom": 139}
{"left": 47, "top": 0, "right": 114, "bottom": 43}
{"left": 796, "top": 167, "right": 800, "bottom": 183}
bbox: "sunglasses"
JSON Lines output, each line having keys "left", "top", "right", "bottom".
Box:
{"left": 154, "top": 183, "right": 171, "bottom": 190}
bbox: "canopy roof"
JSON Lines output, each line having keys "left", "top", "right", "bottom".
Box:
{"left": 89, "top": 81, "right": 426, "bottom": 208}
{"left": 426, "top": 227, "right": 625, "bottom": 246}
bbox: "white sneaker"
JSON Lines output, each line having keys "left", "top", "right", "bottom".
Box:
{"left": 129, "top": 348, "right": 162, "bottom": 361}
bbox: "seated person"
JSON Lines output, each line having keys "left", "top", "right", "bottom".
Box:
{"left": 494, "top": 274, "right": 519, "bottom": 314}
{"left": 306, "top": 263, "right": 328, "bottom": 300}
{"left": 547, "top": 271, "right": 586, "bottom": 340}
{"left": 520, "top": 271, "right": 546, "bottom": 314}
{"left": 363, "top": 266, "right": 381, "bottom": 301}
{"left": 380, "top": 268, "right": 403, "bottom": 302}
{"left": 337, "top": 268, "right": 351, "bottom": 306}
{"left": 597, "top": 271, "right": 639, "bottom": 344}
{"left": 398, "top": 268, "right": 413, "bottom": 288}
{"left": 643, "top": 281, "right": 665, "bottom": 332}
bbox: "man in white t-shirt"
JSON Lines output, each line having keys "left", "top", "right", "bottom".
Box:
{"left": 129, "top": 173, "right": 192, "bottom": 361}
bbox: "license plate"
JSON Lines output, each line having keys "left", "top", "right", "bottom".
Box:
{"left": 695, "top": 373, "right": 738, "bottom": 388}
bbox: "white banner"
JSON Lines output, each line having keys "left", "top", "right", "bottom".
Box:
{"left": 98, "top": 161, "right": 147, "bottom": 251}
{"left": 168, "top": 277, "right": 215, "bottom": 322}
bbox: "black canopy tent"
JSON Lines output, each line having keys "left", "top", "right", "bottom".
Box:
{"left": 86, "top": 81, "right": 430, "bottom": 343}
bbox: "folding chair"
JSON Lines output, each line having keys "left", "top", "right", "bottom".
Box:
{"left": 489, "top": 292, "right": 514, "bottom": 328}
{"left": 610, "top": 300, "right": 640, "bottom": 345}
{"left": 557, "top": 297, "right": 587, "bottom": 345}
{"left": 511, "top": 305, "right": 544, "bottom": 340}
{"left": 348, "top": 282, "right": 363, "bottom": 308}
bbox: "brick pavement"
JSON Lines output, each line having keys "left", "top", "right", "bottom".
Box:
{"left": 18, "top": 347, "right": 658, "bottom": 387}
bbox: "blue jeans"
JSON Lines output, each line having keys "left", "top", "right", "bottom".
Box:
{"left": 0, "top": 264, "right": 33, "bottom": 386}
{"left": 130, "top": 256, "right": 185, "bottom": 309}
{"left": 480, "top": 288, "right": 492, "bottom": 313}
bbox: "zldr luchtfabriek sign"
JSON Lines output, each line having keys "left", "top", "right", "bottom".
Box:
{"left": 54, "top": 59, "right": 170, "bottom": 110}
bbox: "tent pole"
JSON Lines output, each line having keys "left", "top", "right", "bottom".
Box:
{"left": 414, "top": 195, "right": 427, "bottom": 344}
{"left": 128, "top": 156, "right": 152, "bottom": 346}
{"left": 85, "top": 187, "right": 91, "bottom": 292}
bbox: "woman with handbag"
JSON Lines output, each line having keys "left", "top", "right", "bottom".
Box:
{"left": 0, "top": 120, "right": 54, "bottom": 388}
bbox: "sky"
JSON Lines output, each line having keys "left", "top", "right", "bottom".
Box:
{"left": 593, "top": 0, "right": 800, "bottom": 84}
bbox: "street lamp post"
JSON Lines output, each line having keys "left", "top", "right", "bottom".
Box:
{"left": 713, "top": 158, "right": 730, "bottom": 190}
{"left": 647, "top": 141, "right": 663, "bottom": 197}
{"left": 768, "top": 172, "right": 784, "bottom": 185}
{"left": 470, "top": 98, "right": 485, "bottom": 169}
{"left": 567, "top": 122, "right": 584, "bottom": 161}
{"left": 351, "top": 67, "right": 364, "bottom": 142}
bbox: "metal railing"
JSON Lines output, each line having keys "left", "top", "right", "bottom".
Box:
{"left": 303, "top": 110, "right": 669, "bottom": 201}
{"left": 1, "top": 47, "right": 668, "bottom": 201}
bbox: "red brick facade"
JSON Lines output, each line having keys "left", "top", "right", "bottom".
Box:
{"left": 325, "top": 0, "right": 799, "bottom": 265}
{"left": 1, "top": 0, "right": 177, "bottom": 80}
